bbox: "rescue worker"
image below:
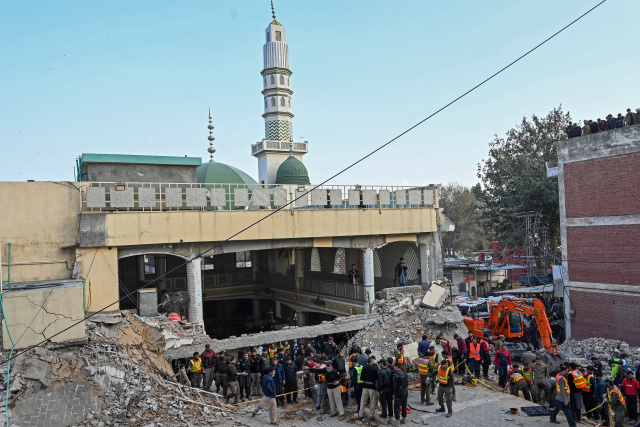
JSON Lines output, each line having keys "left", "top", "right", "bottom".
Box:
{"left": 302, "top": 357, "right": 316, "bottom": 403}
{"left": 504, "top": 364, "right": 531, "bottom": 400}
{"left": 348, "top": 342, "right": 361, "bottom": 371}
{"left": 536, "top": 377, "right": 557, "bottom": 408}
{"left": 427, "top": 348, "right": 439, "bottom": 396}
{"left": 351, "top": 357, "right": 364, "bottom": 413}
{"left": 418, "top": 352, "right": 434, "bottom": 405}
{"left": 305, "top": 359, "right": 340, "bottom": 416}
{"left": 237, "top": 351, "right": 252, "bottom": 401}
{"left": 214, "top": 350, "right": 230, "bottom": 397}
{"left": 189, "top": 352, "right": 203, "bottom": 388}
{"left": 549, "top": 364, "right": 576, "bottom": 427}
{"left": 567, "top": 362, "right": 586, "bottom": 422}
{"left": 466, "top": 336, "right": 482, "bottom": 378}
{"left": 582, "top": 367, "right": 595, "bottom": 419}
{"left": 393, "top": 363, "right": 409, "bottom": 424}
{"left": 435, "top": 359, "right": 453, "bottom": 418}
{"left": 441, "top": 350, "right": 456, "bottom": 401}
{"left": 283, "top": 356, "right": 298, "bottom": 405}
{"left": 532, "top": 356, "right": 549, "bottom": 403}
{"left": 225, "top": 356, "right": 240, "bottom": 405}
{"left": 377, "top": 359, "right": 394, "bottom": 422}
{"left": 268, "top": 343, "right": 278, "bottom": 360}
{"left": 202, "top": 344, "right": 216, "bottom": 391}
{"left": 479, "top": 336, "right": 491, "bottom": 378}
{"left": 521, "top": 363, "right": 535, "bottom": 403}
{"left": 394, "top": 343, "right": 405, "bottom": 372}
{"left": 610, "top": 350, "right": 625, "bottom": 386}
{"left": 605, "top": 379, "right": 626, "bottom": 426}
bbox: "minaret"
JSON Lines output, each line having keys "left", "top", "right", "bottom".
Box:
{"left": 251, "top": 1, "right": 308, "bottom": 186}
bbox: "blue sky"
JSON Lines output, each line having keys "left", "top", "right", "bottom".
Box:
{"left": 1, "top": 0, "right": 638, "bottom": 186}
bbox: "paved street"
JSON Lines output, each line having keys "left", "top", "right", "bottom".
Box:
{"left": 234, "top": 381, "right": 575, "bottom": 427}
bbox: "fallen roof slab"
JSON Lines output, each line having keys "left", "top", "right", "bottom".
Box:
{"left": 162, "top": 314, "right": 380, "bottom": 359}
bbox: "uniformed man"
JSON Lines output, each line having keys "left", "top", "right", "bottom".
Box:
{"left": 417, "top": 352, "right": 433, "bottom": 405}
{"left": 521, "top": 363, "right": 535, "bottom": 403}
{"left": 504, "top": 364, "right": 531, "bottom": 400}
{"left": 549, "top": 364, "right": 577, "bottom": 427}
{"left": 393, "top": 363, "right": 409, "bottom": 423}
{"left": 435, "top": 359, "right": 454, "bottom": 418}
{"left": 189, "top": 352, "right": 204, "bottom": 388}
{"left": 605, "top": 379, "right": 626, "bottom": 426}
{"left": 394, "top": 343, "right": 405, "bottom": 372}
{"left": 532, "top": 357, "right": 549, "bottom": 403}
{"left": 225, "top": 356, "right": 240, "bottom": 405}
{"left": 214, "top": 350, "right": 230, "bottom": 397}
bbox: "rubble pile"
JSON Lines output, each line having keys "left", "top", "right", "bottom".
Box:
{"left": 348, "top": 285, "right": 467, "bottom": 369}
{"left": 0, "top": 312, "right": 238, "bottom": 427}
{"left": 558, "top": 337, "right": 640, "bottom": 374}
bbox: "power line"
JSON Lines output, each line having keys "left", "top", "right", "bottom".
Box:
{"left": 0, "top": 0, "right": 608, "bottom": 366}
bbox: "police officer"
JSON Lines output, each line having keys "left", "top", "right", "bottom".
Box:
{"left": 435, "top": 359, "right": 453, "bottom": 418}
{"left": 393, "top": 363, "right": 409, "bottom": 424}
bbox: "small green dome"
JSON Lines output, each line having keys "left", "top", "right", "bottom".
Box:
{"left": 197, "top": 161, "right": 258, "bottom": 186}
{"left": 276, "top": 155, "right": 310, "bottom": 185}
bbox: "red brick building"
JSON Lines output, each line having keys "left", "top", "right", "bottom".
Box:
{"left": 557, "top": 125, "right": 640, "bottom": 345}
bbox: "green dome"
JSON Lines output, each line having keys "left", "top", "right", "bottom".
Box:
{"left": 197, "top": 161, "right": 258, "bottom": 186}
{"left": 275, "top": 155, "right": 310, "bottom": 185}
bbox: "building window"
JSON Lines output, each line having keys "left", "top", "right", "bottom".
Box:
{"left": 310, "top": 248, "right": 321, "bottom": 271}
{"left": 279, "top": 75, "right": 284, "bottom": 85}
{"left": 144, "top": 255, "right": 156, "bottom": 275}
{"left": 402, "top": 246, "right": 419, "bottom": 281}
{"left": 374, "top": 249, "right": 382, "bottom": 277}
{"left": 270, "top": 75, "right": 275, "bottom": 85}
{"left": 276, "top": 31, "right": 281, "bottom": 41}
{"left": 333, "top": 248, "right": 346, "bottom": 274}
{"left": 280, "top": 97, "right": 285, "bottom": 107}
{"left": 267, "top": 32, "right": 270, "bottom": 42}
{"left": 236, "top": 251, "right": 252, "bottom": 268}
{"left": 270, "top": 97, "right": 275, "bottom": 107}
{"left": 201, "top": 256, "right": 214, "bottom": 271}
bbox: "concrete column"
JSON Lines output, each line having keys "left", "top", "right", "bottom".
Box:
{"left": 418, "top": 242, "right": 430, "bottom": 288}
{"left": 186, "top": 258, "right": 203, "bottom": 324}
{"left": 275, "top": 301, "right": 282, "bottom": 318}
{"left": 363, "top": 248, "right": 375, "bottom": 314}
{"left": 297, "top": 312, "right": 307, "bottom": 327}
{"left": 253, "top": 298, "right": 261, "bottom": 326}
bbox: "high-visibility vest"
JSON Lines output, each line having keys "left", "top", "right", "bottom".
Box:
{"left": 571, "top": 370, "right": 586, "bottom": 389}
{"left": 583, "top": 375, "right": 592, "bottom": 392}
{"left": 510, "top": 372, "right": 524, "bottom": 383}
{"left": 418, "top": 358, "right": 429, "bottom": 375}
{"left": 395, "top": 350, "right": 404, "bottom": 364}
{"left": 556, "top": 374, "right": 570, "bottom": 395}
{"left": 283, "top": 344, "right": 290, "bottom": 352}
{"left": 608, "top": 386, "right": 625, "bottom": 405}
{"left": 438, "top": 366, "right": 451, "bottom": 385}
{"left": 611, "top": 358, "right": 622, "bottom": 378}
{"left": 480, "top": 339, "right": 489, "bottom": 353}
{"left": 190, "top": 358, "right": 202, "bottom": 373}
{"left": 355, "top": 365, "right": 363, "bottom": 384}
{"left": 522, "top": 367, "right": 532, "bottom": 382}
{"left": 348, "top": 355, "right": 354, "bottom": 369}
{"left": 427, "top": 355, "right": 437, "bottom": 368}
{"left": 269, "top": 348, "right": 277, "bottom": 359}
{"left": 469, "top": 343, "right": 481, "bottom": 361}
{"left": 340, "top": 385, "right": 347, "bottom": 393}
{"left": 317, "top": 364, "right": 326, "bottom": 382}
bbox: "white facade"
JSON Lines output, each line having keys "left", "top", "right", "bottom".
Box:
{"left": 252, "top": 18, "right": 308, "bottom": 185}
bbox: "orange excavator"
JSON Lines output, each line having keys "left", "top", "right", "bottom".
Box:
{"left": 463, "top": 298, "right": 558, "bottom": 355}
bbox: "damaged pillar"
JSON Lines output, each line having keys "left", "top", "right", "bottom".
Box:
{"left": 418, "top": 233, "right": 444, "bottom": 284}
{"left": 186, "top": 257, "right": 203, "bottom": 324}
{"left": 363, "top": 248, "right": 375, "bottom": 314}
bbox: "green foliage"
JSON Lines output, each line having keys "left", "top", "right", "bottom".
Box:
{"left": 477, "top": 106, "right": 569, "bottom": 246}
{"left": 440, "top": 182, "right": 489, "bottom": 257}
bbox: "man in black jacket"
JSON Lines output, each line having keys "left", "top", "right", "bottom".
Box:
{"left": 377, "top": 360, "right": 394, "bottom": 422}
{"left": 283, "top": 357, "right": 299, "bottom": 404}
{"left": 215, "top": 350, "right": 230, "bottom": 398}
{"left": 393, "top": 363, "right": 409, "bottom": 424}
{"left": 359, "top": 357, "right": 378, "bottom": 419}
{"left": 237, "top": 352, "right": 252, "bottom": 401}
{"left": 249, "top": 349, "right": 263, "bottom": 397}
{"left": 324, "top": 336, "right": 337, "bottom": 358}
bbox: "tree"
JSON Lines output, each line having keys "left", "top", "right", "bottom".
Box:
{"left": 439, "top": 182, "right": 489, "bottom": 257}
{"left": 476, "top": 106, "right": 569, "bottom": 247}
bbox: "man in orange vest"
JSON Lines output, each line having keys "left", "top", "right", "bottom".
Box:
{"left": 521, "top": 363, "right": 535, "bottom": 404}
{"left": 567, "top": 363, "right": 586, "bottom": 422}
{"left": 394, "top": 343, "right": 405, "bottom": 372}
{"left": 268, "top": 343, "right": 278, "bottom": 360}
{"left": 466, "top": 336, "right": 482, "bottom": 378}
{"left": 435, "top": 359, "right": 454, "bottom": 418}
{"left": 605, "top": 379, "right": 626, "bottom": 426}
{"left": 549, "top": 365, "right": 577, "bottom": 427}
{"left": 417, "top": 352, "right": 434, "bottom": 406}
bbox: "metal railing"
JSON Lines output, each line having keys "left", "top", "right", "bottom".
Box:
{"left": 298, "top": 277, "right": 366, "bottom": 301}
{"left": 202, "top": 271, "right": 254, "bottom": 288}
{"left": 254, "top": 271, "right": 296, "bottom": 290}
{"left": 251, "top": 140, "right": 309, "bottom": 155}
{"left": 79, "top": 181, "right": 440, "bottom": 213}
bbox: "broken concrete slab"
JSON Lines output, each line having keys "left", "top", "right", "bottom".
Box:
{"left": 88, "top": 315, "right": 124, "bottom": 325}
{"left": 20, "top": 358, "right": 49, "bottom": 385}
{"left": 420, "top": 283, "right": 449, "bottom": 309}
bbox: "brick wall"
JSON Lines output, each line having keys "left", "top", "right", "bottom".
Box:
{"left": 564, "top": 152, "right": 640, "bottom": 218}
{"left": 571, "top": 290, "right": 640, "bottom": 345}
{"left": 566, "top": 225, "right": 640, "bottom": 286}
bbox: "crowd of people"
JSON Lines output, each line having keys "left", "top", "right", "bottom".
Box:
{"left": 565, "top": 107, "right": 639, "bottom": 138}
{"left": 172, "top": 335, "right": 639, "bottom": 426}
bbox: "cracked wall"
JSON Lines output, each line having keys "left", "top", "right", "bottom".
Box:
{"left": 2, "top": 283, "right": 86, "bottom": 349}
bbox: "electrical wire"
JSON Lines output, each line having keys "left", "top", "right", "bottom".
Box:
{"left": 0, "top": 0, "right": 608, "bottom": 367}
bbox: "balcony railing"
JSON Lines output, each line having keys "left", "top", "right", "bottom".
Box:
{"left": 251, "top": 140, "right": 308, "bottom": 155}
{"left": 80, "top": 182, "right": 440, "bottom": 213}
{"left": 298, "top": 277, "right": 366, "bottom": 301}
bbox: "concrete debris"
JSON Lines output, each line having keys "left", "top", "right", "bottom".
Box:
{"left": 350, "top": 286, "right": 467, "bottom": 370}
{"left": 420, "top": 282, "right": 450, "bottom": 309}
{"left": 558, "top": 337, "right": 640, "bottom": 376}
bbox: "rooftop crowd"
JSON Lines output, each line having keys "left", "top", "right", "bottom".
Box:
{"left": 566, "top": 107, "right": 639, "bottom": 138}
